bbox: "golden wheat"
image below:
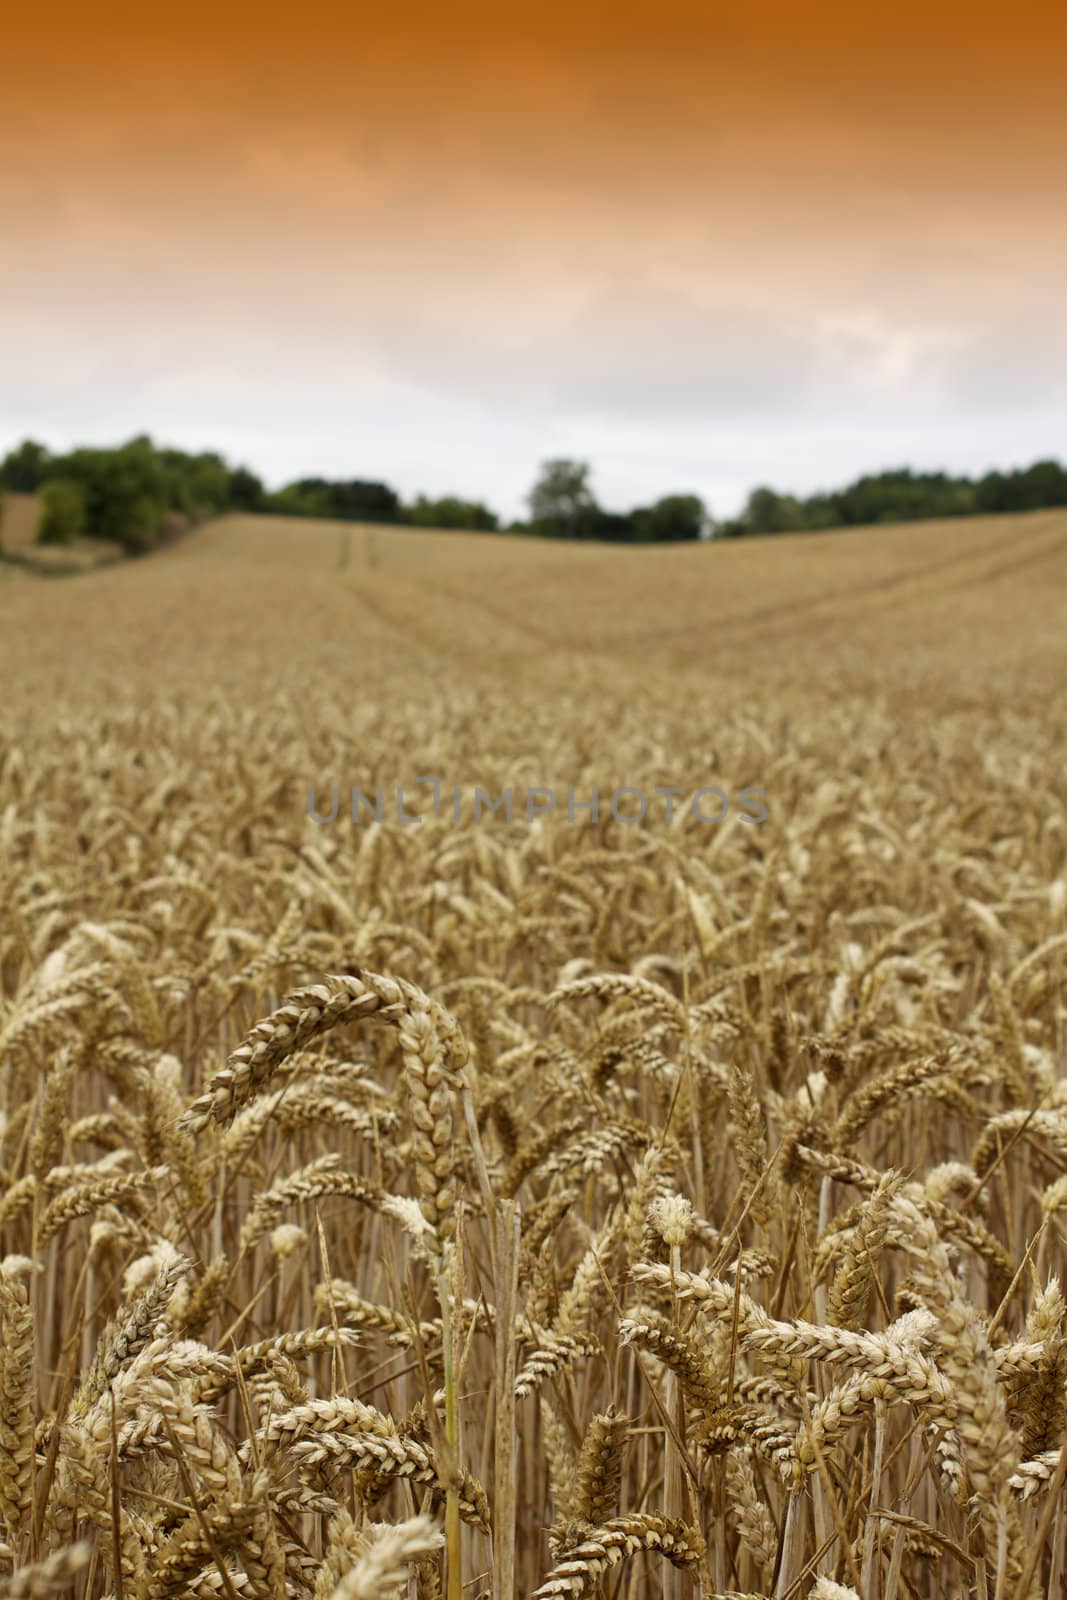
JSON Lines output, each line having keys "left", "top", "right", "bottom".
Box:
{"left": 0, "top": 507, "right": 1065, "bottom": 1597}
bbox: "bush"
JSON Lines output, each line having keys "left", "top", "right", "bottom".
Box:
{"left": 37, "top": 479, "right": 87, "bottom": 545}
{"left": 115, "top": 495, "right": 168, "bottom": 555}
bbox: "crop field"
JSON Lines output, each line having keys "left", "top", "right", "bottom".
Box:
{"left": 1, "top": 507, "right": 1066, "bottom": 1600}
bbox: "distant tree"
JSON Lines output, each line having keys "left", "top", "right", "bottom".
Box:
{"left": 273, "top": 479, "right": 331, "bottom": 517}
{"left": 268, "top": 478, "right": 400, "bottom": 522}
{"left": 325, "top": 480, "right": 400, "bottom": 521}
{"left": 575, "top": 507, "right": 634, "bottom": 541}
{"left": 1, "top": 438, "right": 52, "bottom": 492}
{"left": 936, "top": 482, "right": 979, "bottom": 518}
{"left": 800, "top": 495, "right": 843, "bottom": 530}
{"left": 156, "top": 449, "right": 230, "bottom": 519}
{"left": 976, "top": 471, "right": 1013, "bottom": 513}
{"left": 267, "top": 482, "right": 329, "bottom": 518}
{"left": 36, "top": 479, "right": 87, "bottom": 544}
{"left": 630, "top": 494, "right": 708, "bottom": 542}
{"left": 830, "top": 469, "right": 976, "bottom": 526}
{"left": 527, "top": 459, "right": 596, "bottom": 537}
{"left": 227, "top": 466, "right": 266, "bottom": 511}
{"left": 744, "top": 486, "right": 806, "bottom": 534}
{"left": 973, "top": 464, "right": 1067, "bottom": 515}
{"left": 1018, "top": 459, "right": 1067, "bottom": 509}
{"left": 405, "top": 495, "right": 499, "bottom": 531}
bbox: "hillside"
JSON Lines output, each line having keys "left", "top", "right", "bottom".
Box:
{"left": 4, "top": 504, "right": 1064, "bottom": 699}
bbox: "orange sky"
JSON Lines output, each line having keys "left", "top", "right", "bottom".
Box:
{"left": 3, "top": 1, "right": 1066, "bottom": 515}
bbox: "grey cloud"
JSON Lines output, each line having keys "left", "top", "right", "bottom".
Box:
{"left": 539, "top": 282, "right": 818, "bottom": 418}
{"left": 934, "top": 313, "right": 1067, "bottom": 414}
{"left": 342, "top": 278, "right": 951, "bottom": 427}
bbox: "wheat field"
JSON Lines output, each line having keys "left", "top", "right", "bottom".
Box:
{"left": 1, "top": 508, "right": 1066, "bottom": 1600}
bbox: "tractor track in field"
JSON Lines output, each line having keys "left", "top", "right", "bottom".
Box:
{"left": 677, "top": 520, "right": 1067, "bottom": 656}
{"left": 594, "top": 516, "right": 1065, "bottom": 657}
{"left": 932, "top": 521, "right": 1067, "bottom": 596}
{"left": 420, "top": 513, "right": 1066, "bottom": 666}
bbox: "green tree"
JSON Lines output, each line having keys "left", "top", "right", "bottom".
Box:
{"left": 405, "top": 495, "right": 498, "bottom": 531}
{"left": 1019, "top": 459, "right": 1067, "bottom": 509}
{"left": 630, "top": 494, "right": 708, "bottom": 542}
{"left": 976, "top": 471, "right": 1013, "bottom": 513}
{"left": 266, "top": 478, "right": 400, "bottom": 522}
{"left": 267, "top": 482, "right": 330, "bottom": 518}
{"left": 160, "top": 449, "right": 230, "bottom": 519}
{"left": 527, "top": 458, "right": 596, "bottom": 537}
{"left": 744, "top": 486, "right": 806, "bottom": 534}
{"left": 1, "top": 439, "right": 52, "bottom": 491}
{"left": 227, "top": 466, "right": 265, "bottom": 510}
{"left": 830, "top": 469, "right": 976, "bottom": 526}
{"left": 51, "top": 437, "right": 169, "bottom": 552}
{"left": 801, "top": 495, "right": 843, "bottom": 530}
{"left": 36, "top": 479, "right": 87, "bottom": 545}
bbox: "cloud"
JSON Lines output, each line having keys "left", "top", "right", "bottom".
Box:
{"left": 319, "top": 276, "right": 959, "bottom": 428}
{"left": 934, "top": 310, "right": 1067, "bottom": 414}
{"left": 538, "top": 281, "right": 818, "bottom": 418}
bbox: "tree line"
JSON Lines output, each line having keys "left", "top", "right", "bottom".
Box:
{"left": 3, "top": 435, "right": 1066, "bottom": 555}
{"left": 720, "top": 460, "right": 1067, "bottom": 536}
{"left": 0, "top": 437, "right": 504, "bottom": 555}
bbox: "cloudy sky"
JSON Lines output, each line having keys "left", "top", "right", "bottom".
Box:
{"left": 3, "top": 0, "right": 1066, "bottom": 520}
